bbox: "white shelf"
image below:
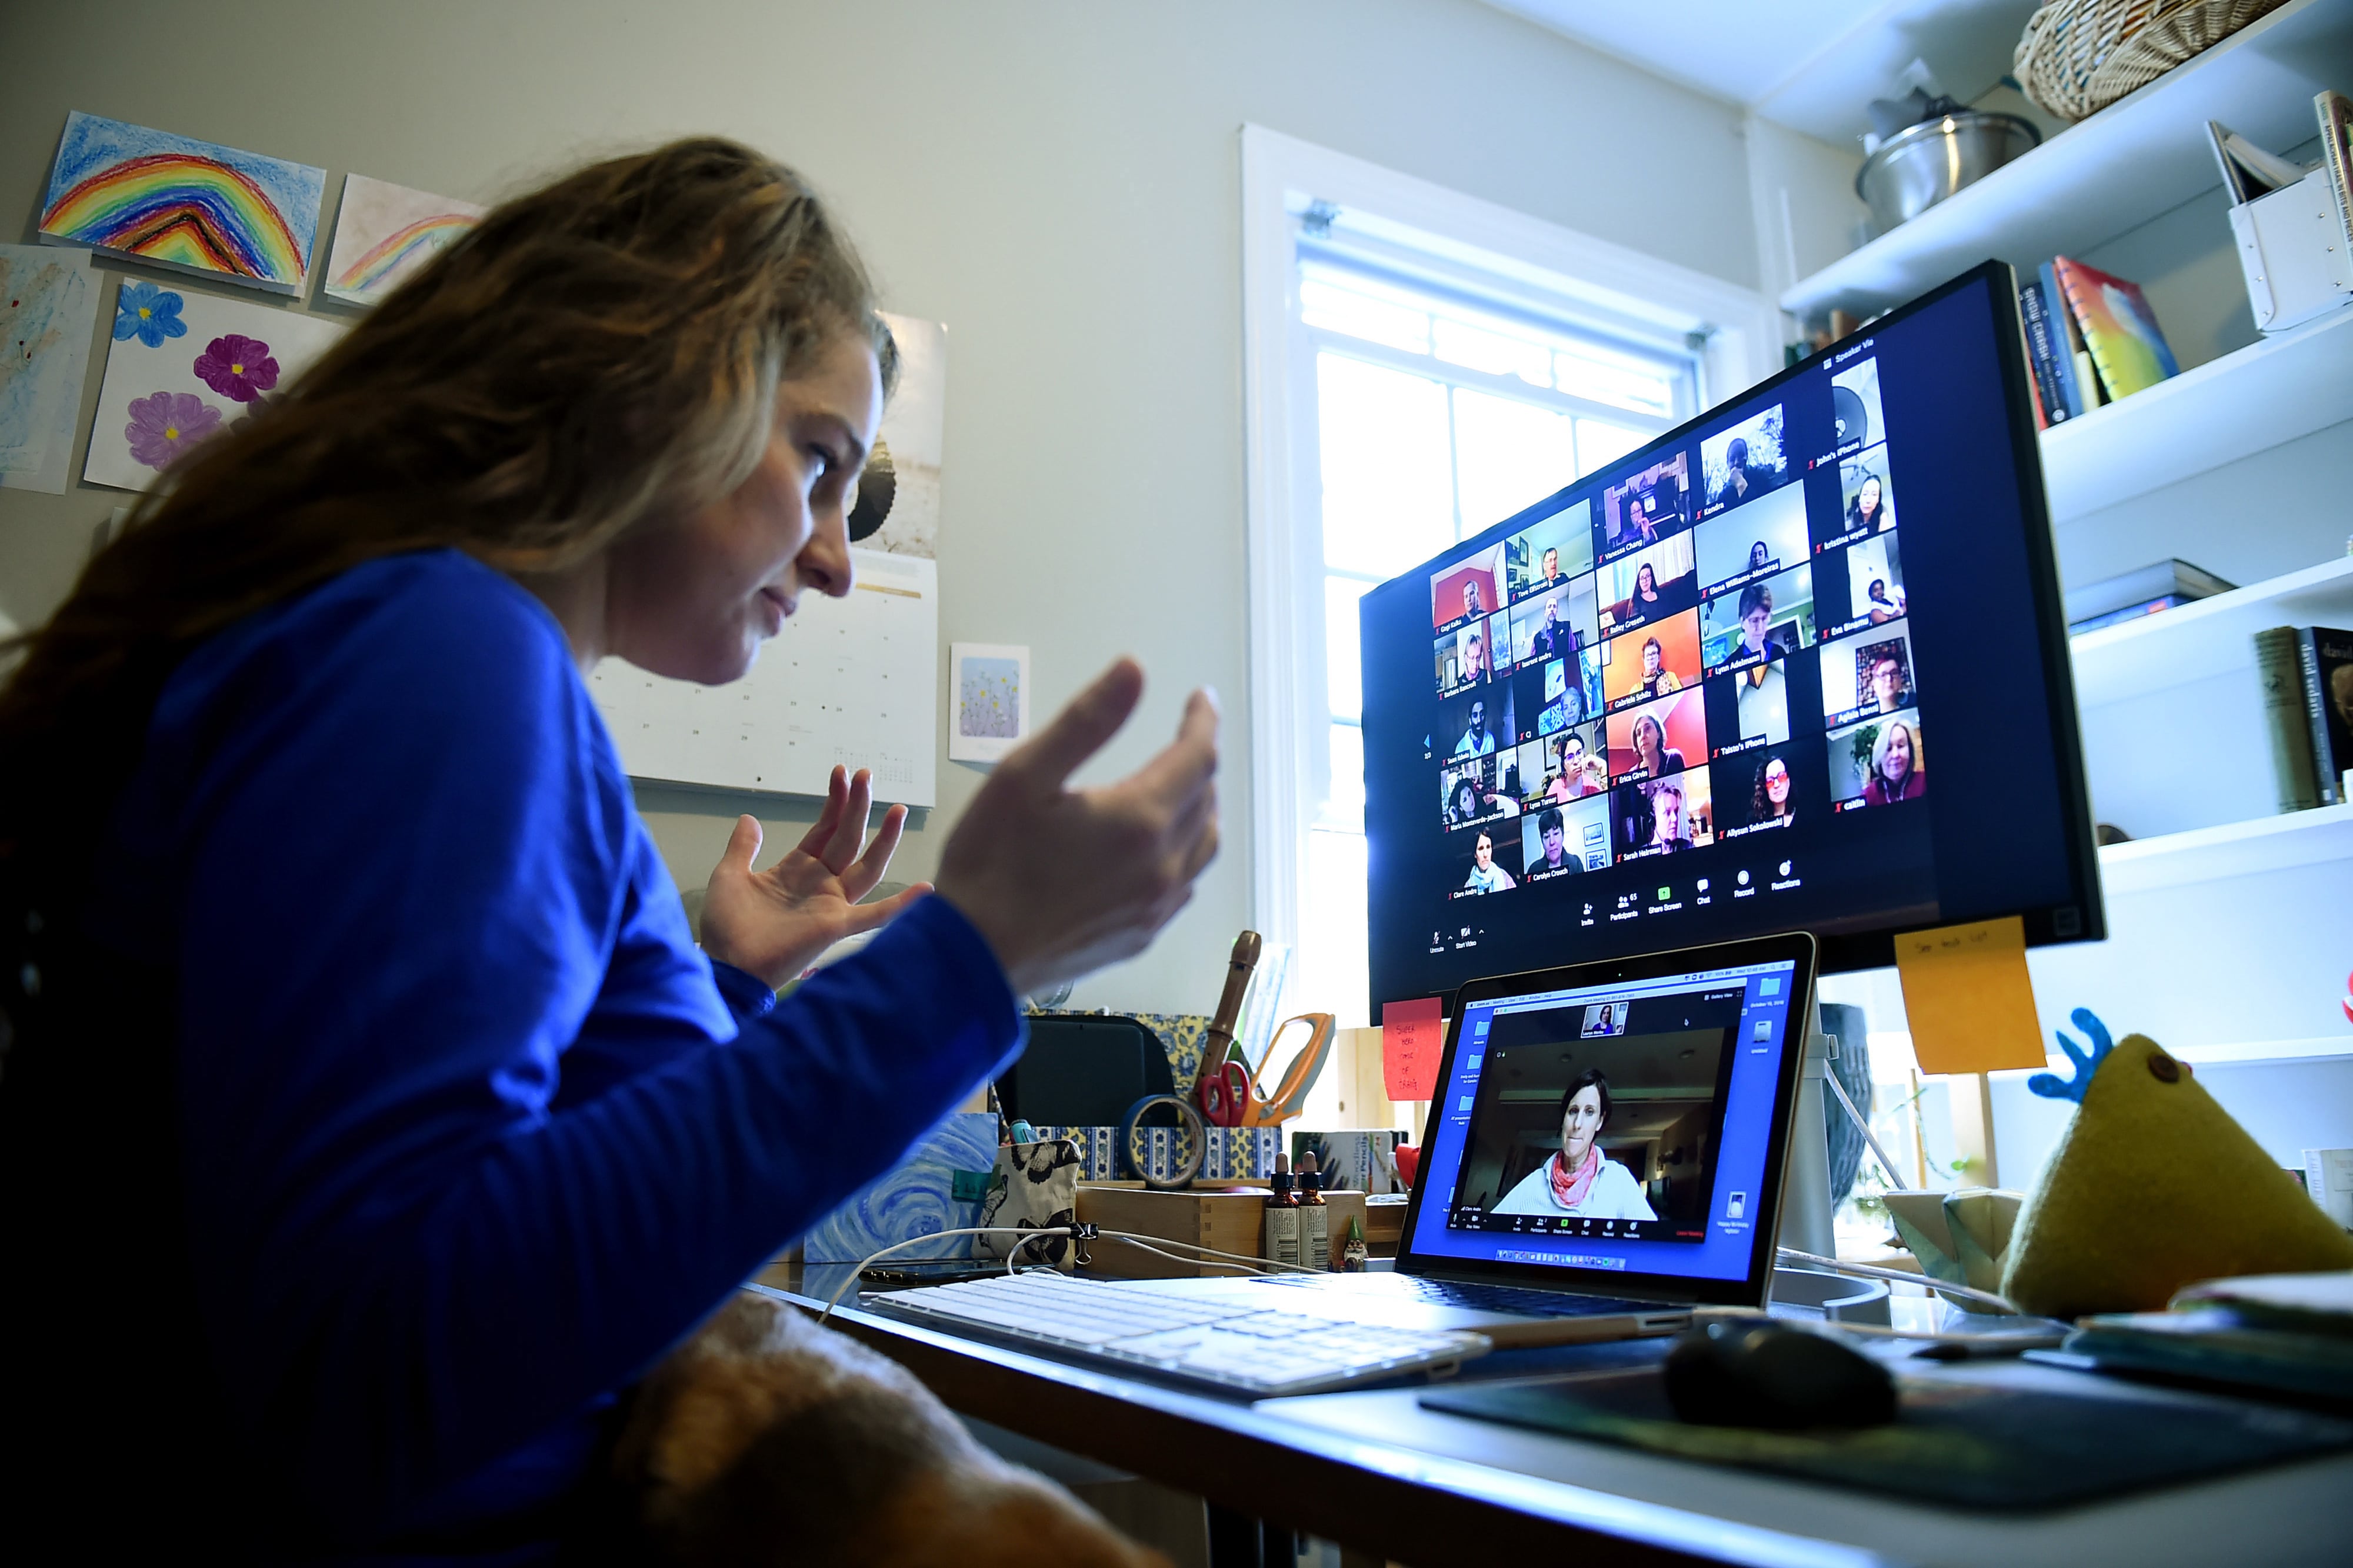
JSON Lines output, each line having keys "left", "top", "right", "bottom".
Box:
{"left": 2039, "top": 305, "right": 2353, "bottom": 522}
{"left": 2097, "top": 801, "right": 2353, "bottom": 893}
{"left": 2069, "top": 553, "right": 2353, "bottom": 707}
{"left": 1778, "top": 0, "right": 2353, "bottom": 320}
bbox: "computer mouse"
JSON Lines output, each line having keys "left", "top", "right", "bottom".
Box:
{"left": 1662, "top": 1320, "right": 1897, "bottom": 1430}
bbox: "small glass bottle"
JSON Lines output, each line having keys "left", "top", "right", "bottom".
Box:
{"left": 1295, "top": 1152, "right": 1330, "bottom": 1272}
{"left": 1262, "top": 1155, "right": 1301, "bottom": 1268}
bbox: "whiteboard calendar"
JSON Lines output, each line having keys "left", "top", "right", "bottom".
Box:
{"left": 588, "top": 546, "right": 938, "bottom": 806}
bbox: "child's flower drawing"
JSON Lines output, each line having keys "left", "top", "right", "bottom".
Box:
{"left": 124, "top": 390, "right": 222, "bottom": 469}
{"left": 113, "top": 282, "right": 188, "bottom": 348}
{"left": 193, "top": 332, "right": 279, "bottom": 402}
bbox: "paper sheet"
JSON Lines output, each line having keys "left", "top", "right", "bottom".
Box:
{"left": 1894, "top": 915, "right": 2047, "bottom": 1075}
{"left": 1380, "top": 996, "right": 1444, "bottom": 1102}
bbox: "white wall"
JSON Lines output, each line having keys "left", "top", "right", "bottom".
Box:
{"left": 1, "top": 0, "right": 1765, "bottom": 1012}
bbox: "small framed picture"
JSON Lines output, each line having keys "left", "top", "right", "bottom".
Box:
{"left": 949, "top": 643, "right": 1030, "bottom": 763}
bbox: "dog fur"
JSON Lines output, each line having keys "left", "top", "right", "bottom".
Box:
{"left": 608, "top": 1292, "right": 1174, "bottom": 1567}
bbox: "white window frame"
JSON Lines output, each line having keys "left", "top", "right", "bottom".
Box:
{"left": 1239, "top": 124, "right": 1782, "bottom": 977}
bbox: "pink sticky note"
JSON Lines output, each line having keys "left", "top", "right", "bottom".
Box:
{"left": 1381, "top": 997, "right": 1445, "bottom": 1102}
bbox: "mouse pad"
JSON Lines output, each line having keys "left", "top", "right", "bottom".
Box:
{"left": 1418, "top": 1370, "right": 2353, "bottom": 1509}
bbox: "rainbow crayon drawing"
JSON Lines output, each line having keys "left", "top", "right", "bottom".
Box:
{"left": 324, "top": 174, "right": 484, "bottom": 307}
{"left": 38, "top": 112, "right": 323, "bottom": 294}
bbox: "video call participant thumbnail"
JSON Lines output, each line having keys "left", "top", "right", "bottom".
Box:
{"left": 1521, "top": 725, "right": 1607, "bottom": 806}
{"left": 1441, "top": 684, "right": 1517, "bottom": 759}
{"left": 1693, "top": 482, "right": 1808, "bottom": 597}
{"left": 1488, "top": 1071, "right": 1658, "bottom": 1221}
{"left": 1828, "top": 355, "right": 1883, "bottom": 456}
{"left": 1601, "top": 451, "right": 1692, "bottom": 558}
{"left": 1835, "top": 527, "right": 1911, "bottom": 630}
{"left": 1441, "top": 756, "right": 1521, "bottom": 830}
{"left": 1509, "top": 579, "right": 1595, "bottom": 665}
{"left": 1699, "top": 402, "right": 1789, "bottom": 515}
{"left": 1507, "top": 499, "right": 1595, "bottom": 600}
{"left": 1519, "top": 649, "right": 1600, "bottom": 740}
{"left": 1429, "top": 543, "right": 1506, "bottom": 632}
{"left": 1597, "top": 532, "right": 1697, "bottom": 635}
{"left": 1699, "top": 564, "right": 1815, "bottom": 676}
{"left": 1819, "top": 620, "right": 1917, "bottom": 726}
{"left": 1714, "top": 745, "right": 1812, "bottom": 836}
{"left": 1827, "top": 708, "right": 1925, "bottom": 809}
{"left": 1601, "top": 611, "right": 1702, "bottom": 713}
{"left": 1838, "top": 445, "right": 1897, "bottom": 538}
{"left": 1612, "top": 768, "right": 1713, "bottom": 859}
{"left": 1460, "top": 827, "right": 1518, "bottom": 894}
{"left": 1716, "top": 659, "right": 1792, "bottom": 755}
{"left": 1524, "top": 792, "right": 1611, "bottom": 878}
{"left": 1434, "top": 618, "right": 1497, "bottom": 696}
{"left": 1606, "top": 688, "right": 1705, "bottom": 782}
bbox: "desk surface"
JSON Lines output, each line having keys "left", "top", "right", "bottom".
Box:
{"left": 758, "top": 1283, "right": 2353, "bottom": 1568}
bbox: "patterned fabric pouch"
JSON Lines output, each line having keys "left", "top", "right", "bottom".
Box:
{"left": 975, "top": 1136, "right": 1082, "bottom": 1270}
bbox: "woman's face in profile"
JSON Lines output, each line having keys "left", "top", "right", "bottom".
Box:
{"left": 606, "top": 332, "right": 879, "bottom": 683}
{"left": 1561, "top": 1085, "right": 1604, "bottom": 1165}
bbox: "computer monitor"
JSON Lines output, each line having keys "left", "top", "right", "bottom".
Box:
{"left": 1359, "top": 262, "right": 2101, "bottom": 1011}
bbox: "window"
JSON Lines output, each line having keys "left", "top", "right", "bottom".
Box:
{"left": 1242, "top": 128, "right": 1777, "bottom": 1027}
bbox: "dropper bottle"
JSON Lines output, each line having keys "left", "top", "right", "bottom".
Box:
{"left": 1296, "top": 1150, "right": 1330, "bottom": 1272}
{"left": 1262, "top": 1153, "right": 1301, "bottom": 1268}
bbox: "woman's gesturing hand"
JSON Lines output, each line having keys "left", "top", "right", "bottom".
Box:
{"left": 936, "top": 658, "right": 1219, "bottom": 998}
{"left": 699, "top": 766, "right": 930, "bottom": 989}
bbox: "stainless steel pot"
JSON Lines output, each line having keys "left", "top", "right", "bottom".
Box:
{"left": 1855, "top": 111, "right": 2042, "bottom": 233}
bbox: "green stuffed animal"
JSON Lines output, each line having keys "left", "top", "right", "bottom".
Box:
{"left": 2002, "top": 1009, "right": 2353, "bottom": 1320}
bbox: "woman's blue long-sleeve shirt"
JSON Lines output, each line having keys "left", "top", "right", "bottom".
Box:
{"left": 81, "top": 548, "right": 1024, "bottom": 1551}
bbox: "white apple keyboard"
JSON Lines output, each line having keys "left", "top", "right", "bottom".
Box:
{"left": 870, "top": 1271, "right": 1492, "bottom": 1396}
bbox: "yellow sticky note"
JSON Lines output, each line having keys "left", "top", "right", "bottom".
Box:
{"left": 1892, "top": 916, "right": 2047, "bottom": 1075}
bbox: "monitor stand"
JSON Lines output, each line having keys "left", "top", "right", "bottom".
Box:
{"left": 1774, "top": 999, "right": 1839, "bottom": 1258}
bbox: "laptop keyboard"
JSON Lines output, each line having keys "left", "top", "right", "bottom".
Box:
{"left": 871, "top": 1272, "right": 1492, "bottom": 1396}
{"left": 1255, "top": 1273, "right": 1659, "bottom": 1319}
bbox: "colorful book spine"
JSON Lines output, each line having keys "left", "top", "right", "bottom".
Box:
{"left": 2052, "top": 256, "right": 2180, "bottom": 401}
{"left": 2039, "top": 261, "right": 2087, "bottom": 417}
{"left": 2295, "top": 625, "right": 2353, "bottom": 807}
{"left": 2017, "top": 279, "right": 2068, "bottom": 428}
{"left": 2255, "top": 626, "right": 2322, "bottom": 812}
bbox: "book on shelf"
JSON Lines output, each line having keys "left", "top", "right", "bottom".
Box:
{"left": 2038, "top": 261, "right": 2092, "bottom": 418}
{"left": 2052, "top": 256, "right": 2180, "bottom": 402}
{"left": 2064, "top": 558, "right": 2234, "bottom": 632}
{"left": 2294, "top": 625, "right": 2353, "bottom": 808}
{"left": 2255, "top": 626, "right": 2321, "bottom": 813}
{"left": 2017, "top": 277, "right": 2069, "bottom": 428}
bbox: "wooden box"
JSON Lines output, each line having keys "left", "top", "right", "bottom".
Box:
{"left": 1077, "top": 1183, "right": 1369, "bottom": 1277}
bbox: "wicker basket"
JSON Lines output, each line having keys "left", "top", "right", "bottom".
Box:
{"left": 2014, "top": 0, "right": 2291, "bottom": 121}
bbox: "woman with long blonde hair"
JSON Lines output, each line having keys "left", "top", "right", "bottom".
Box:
{"left": 0, "top": 139, "right": 1216, "bottom": 1558}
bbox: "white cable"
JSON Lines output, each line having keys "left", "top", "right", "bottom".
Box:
{"left": 1775, "top": 1245, "right": 2014, "bottom": 1313}
{"left": 819, "top": 1227, "right": 1072, "bottom": 1320}
{"left": 1088, "top": 1232, "right": 1280, "bottom": 1276}
{"left": 1820, "top": 1066, "right": 1909, "bottom": 1189}
{"left": 1092, "top": 1228, "right": 1321, "bottom": 1275}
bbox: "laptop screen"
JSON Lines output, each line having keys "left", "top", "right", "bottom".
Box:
{"left": 1402, "top": 953, "right": 1802, "bottom": 1295}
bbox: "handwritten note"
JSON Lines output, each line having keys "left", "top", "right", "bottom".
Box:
{"left": 1381, "top": 997, "right": 1445, "bottom": 1101}
{"left": 1893, "top": 916, "right": 2046, "bottom": 1075}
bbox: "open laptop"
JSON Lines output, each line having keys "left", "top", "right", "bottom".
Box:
{"left": 1125, "top": 930, "right": 1819, "bottom": 1346}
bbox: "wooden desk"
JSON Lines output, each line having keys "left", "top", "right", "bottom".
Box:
{"left": 755, "top": 1284, "right": 2353, "bottom": 1568}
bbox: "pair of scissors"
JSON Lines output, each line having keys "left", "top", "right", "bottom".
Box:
{"left": 1194, "top": 932, "right": 1261, "bottom": 1127}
